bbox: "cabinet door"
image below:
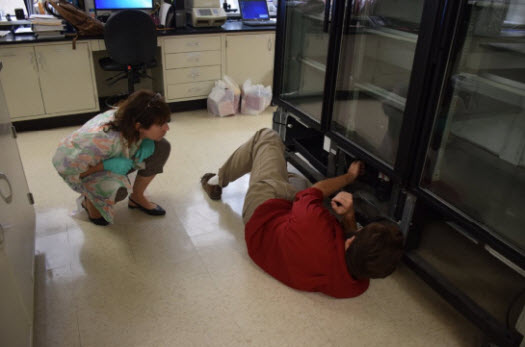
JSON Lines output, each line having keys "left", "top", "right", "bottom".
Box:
{"left": 36, "top": 42, "right": 97, "bottom": 114}
{"left": 0, "top": 248, "right": 32, "bottom": 347}
{"left": 0, "top": 46, "right": 45, "bottom": 119}
{"left": 0, "top": 65, "right": 35, "bottom": 347}
{"left": 226, "top": 33, "right": 275, "bottom": 87}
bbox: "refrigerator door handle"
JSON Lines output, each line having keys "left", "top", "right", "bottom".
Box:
{"left": 323, "top": 0, "right": 332, "bottom": 32}
{"left": 0, "top": 172, "right": 13, "bottom": 204}
{"left": 0, "top": 223, "right": 4, "bottom": 246}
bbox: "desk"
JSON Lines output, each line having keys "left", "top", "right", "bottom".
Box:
{"left": 0, "top": 21, "right": 275, "bottom": 123}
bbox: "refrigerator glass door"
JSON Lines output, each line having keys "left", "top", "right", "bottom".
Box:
{"left": 330, "top": 0, "right": 424, "bottom": 166}
{"left": 421, "top": 1, "right": 525, "bottom": 253}
{"left": 278, "top": 0, "right": 330, "bottom": 124}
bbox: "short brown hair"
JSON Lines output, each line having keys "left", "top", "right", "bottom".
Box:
{"left": 106, "top": 89, "right": 171, "bottom": 144}
{"left": 345, "top": 220, "right": 404, "bottom": 279}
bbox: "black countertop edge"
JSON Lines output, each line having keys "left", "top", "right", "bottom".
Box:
{"left": 13, "top": 98, "right": 208, "bottom": 132}
{"left": 0, "top": 20, "right": 275, "bottom": 46}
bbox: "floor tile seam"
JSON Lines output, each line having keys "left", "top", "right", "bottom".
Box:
{"left": 75, "top": 307, "right": 83, "bottom": 347}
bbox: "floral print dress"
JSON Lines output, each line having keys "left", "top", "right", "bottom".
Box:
{"left": 52, "top": 110, "right": 144, "bottom": 223}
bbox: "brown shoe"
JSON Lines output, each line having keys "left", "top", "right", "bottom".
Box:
{"left": 201, "top": 173, "right": 222, "bottom": 200}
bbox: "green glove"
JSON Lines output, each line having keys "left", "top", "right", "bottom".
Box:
{"left": 103, "top": 157, "right": 134, "bottom": 175}
{"left": 135, "top": 139, "right": 155, "bottom": 163}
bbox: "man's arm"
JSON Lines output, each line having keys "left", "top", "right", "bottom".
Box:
{"left": 331, "top": 191, "right": 358, "bottom": 237}
{"left": 341, "top": 211, "right": 358, "bottom": 237}
{"left": 312, "top": 161, "right": 364, "bottom": 198}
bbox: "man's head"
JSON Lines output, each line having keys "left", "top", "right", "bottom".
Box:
{"left": 345, "top": 220, "right": 404, "bottom": 280}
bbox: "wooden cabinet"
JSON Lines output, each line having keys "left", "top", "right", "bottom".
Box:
{"left": 0, "top": 46, "right": 45, "bottom": 118}
{"left": 161, "top": 32, "right": 276, "bottom": 102}
{"left": 162, "top": 35, "right": 223, "bottom": 101}
{"left": 0, "top": 31, "right": 276, "bottom": 120}
{"left": 0, "top": 41, "right": 99, "bottom": 121}
{"left": 0, "top": 64, "right": 35, "bottom": 347}
{"left": 225, "top": 32, "right": 275, "bottom": 87}
{"left": 35, "top": 42, "right": 98, "bottom": 115}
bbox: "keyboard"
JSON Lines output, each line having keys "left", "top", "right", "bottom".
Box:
{"left": 243, "top": 19, "right": 276, "bottom": 26}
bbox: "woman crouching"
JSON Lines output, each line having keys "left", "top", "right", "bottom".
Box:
{"left": 53, "top": 90, "right": 171, "bottom": 226}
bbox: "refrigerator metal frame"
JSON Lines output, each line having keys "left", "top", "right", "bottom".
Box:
{"left": 272, "top": 0, "right": 525, "bottom": 345}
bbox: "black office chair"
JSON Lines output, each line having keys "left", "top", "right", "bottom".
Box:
{"left": 99, "top": 10, "right": 157, "bottom": 98}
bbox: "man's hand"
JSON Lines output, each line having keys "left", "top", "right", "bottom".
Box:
{"left": 312, "top": 160, "right": 365, "bottom": 198}
{"left": 331, "top": 191, "right": 354, "bottom": 216}
{"left": 348, "top": 160, "right": 365, "bottom": 180}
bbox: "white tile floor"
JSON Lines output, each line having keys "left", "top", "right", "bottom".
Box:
{"left": 16, "top": 108, "right": 482, "bottom": 347}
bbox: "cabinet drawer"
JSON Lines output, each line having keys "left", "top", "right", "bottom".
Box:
{"left": 167, "top": 81, "right": 215, "bottom": 99}
{"left": 164, "top": 36, "right": 221, "bottom": 53}
{"left": 165, "top": 51, "right": 221, "bottom": 69}
{"left": 165, "top": 65, "right": 221, "bottom": 84}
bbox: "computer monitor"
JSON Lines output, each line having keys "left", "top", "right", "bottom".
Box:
{"left": 239, "top": 0, "right": 270, "bottom": 20}
{"left": 94, "top": 0, "right": 154, "bottom": 11}
{"left": 0, "top": 0, "right": 28, "bottom": 18}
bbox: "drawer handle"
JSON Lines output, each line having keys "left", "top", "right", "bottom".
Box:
{"left": 189, "top": 72, "right": 201, "bottom": 79}
{"left": 186, "top": 41, "right": 200, "bottom": 47}
{"left": 0, "top": 172, "right": 13, "bottom": 204}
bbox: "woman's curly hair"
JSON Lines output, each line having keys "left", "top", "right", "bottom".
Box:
{"left": 106, "top": 90, "right": 171, "bottom": 144}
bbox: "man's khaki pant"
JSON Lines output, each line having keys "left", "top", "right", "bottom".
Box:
{"left": 217, "top": 128, "right": 299, "bottom": 224}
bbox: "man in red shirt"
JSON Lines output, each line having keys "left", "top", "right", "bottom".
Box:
{"left": 201, "top": 128, "right": 403, "bottom": 298}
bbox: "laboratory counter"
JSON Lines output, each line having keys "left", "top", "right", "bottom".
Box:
{"left": 0, "top": 20, "right": 276, "bottom": 45}
{"left": 0, "top": 20, "right": 276, "bottom": 130}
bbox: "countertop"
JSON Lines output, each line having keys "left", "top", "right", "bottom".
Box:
{"left": 0, "top": 20, "right": 276, "bottom": 45}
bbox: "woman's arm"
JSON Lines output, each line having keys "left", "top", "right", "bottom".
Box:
{"left": 79, "top": 162, "right": 104, "bottom": 179}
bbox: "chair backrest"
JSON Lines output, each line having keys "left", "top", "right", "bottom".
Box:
{"left": 104, "top": 10, "right": 157, "bottom": 66}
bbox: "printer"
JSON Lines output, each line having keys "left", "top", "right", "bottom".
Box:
{"left": 185, "top": 0, "right": 227, "bottom": 27}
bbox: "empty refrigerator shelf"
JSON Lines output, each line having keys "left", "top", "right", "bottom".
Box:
{"left": 450, "top": 114, "right": 525, "bottom": 167}
{"left": 298, "top": 56, "right": 326, "bottom": 72}
{"left": 354, "top": 82, "right": 407, "bottom": 110}
{"left": 453, "top": 72, "right": 525, "bottom": 106}
{"left": 365, "top": 27, "right": 418, "bottom": 43}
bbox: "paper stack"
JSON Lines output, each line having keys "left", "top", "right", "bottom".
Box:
{"left": 29, "top": 14, "right": 66, "bottom": 39}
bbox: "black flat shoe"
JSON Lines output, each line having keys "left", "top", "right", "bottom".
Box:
{"left": 81, "top": 198, "right": 109, "bottom": 226}
{"left": 128, "top": 197, "right": 166, "bottom": 216}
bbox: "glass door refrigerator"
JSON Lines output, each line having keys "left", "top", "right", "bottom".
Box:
{"left": 272, "top": 0, "right": 336, "bottom": 182}
{"left": 272, "top": 0, "right": 441, "bottom": 197}
{"left": 406, "top": 1, "right": 525, "bottom": 345}
{"left": 272, "top": 0, "right": 525, "bottom": 345}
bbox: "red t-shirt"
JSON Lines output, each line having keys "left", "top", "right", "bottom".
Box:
{"left": 245, "top": 187, "right": 369, "bottom": 298}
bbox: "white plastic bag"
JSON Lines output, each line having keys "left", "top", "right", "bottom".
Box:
{"left": 207, "top": 80, "right": 235, "bottom": 117}
{"left": 223, "top": 75, "right": 241, "bottom": 114}
{"left": 207, "top": 75, "right": 241, "bottom": 117}
{"left": 240, "top": 79, "right": 272, "bottom": 115}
